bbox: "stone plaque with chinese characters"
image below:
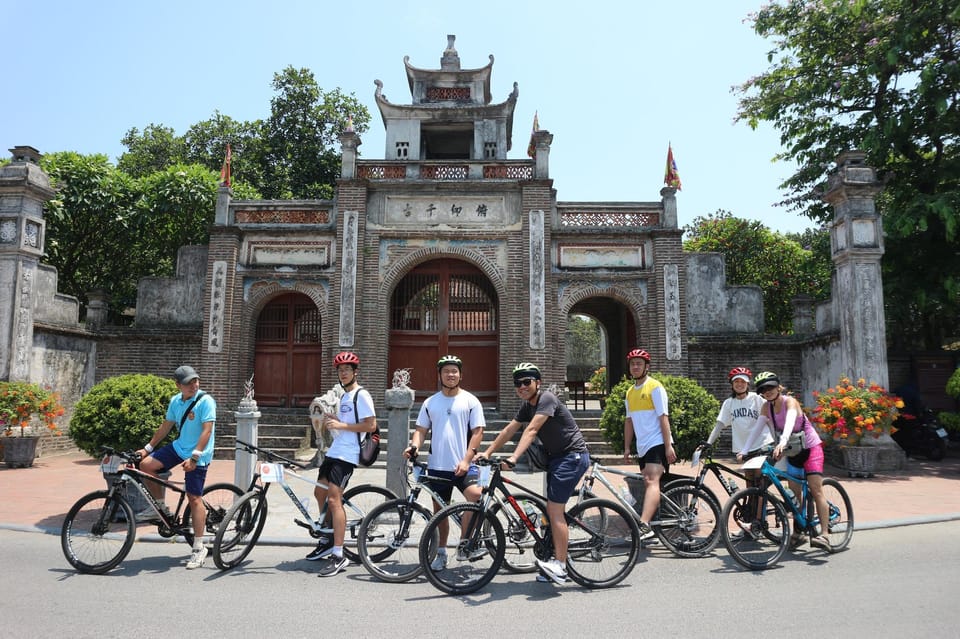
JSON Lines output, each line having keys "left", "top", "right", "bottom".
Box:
{"left": 385, "top": 196, "right": 507, "bottom": 225}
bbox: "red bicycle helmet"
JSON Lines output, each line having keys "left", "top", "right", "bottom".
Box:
{"left": 626, "top": 348, "right": 651, "bottom": 363}
{"left": 333, "top": 351, "right": 360, "bottom": 368}
{"left": 728, "top": 366, "right": 752, "bottom": 383}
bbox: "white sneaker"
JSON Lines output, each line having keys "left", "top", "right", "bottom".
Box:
{"left": 429, "top": 552, "right": 448, "bottom": 571}
{"left": 535, "top": 558, "right": 569, "bottom": 584}
{"left": 185, "top": 546, "right": 208, "bottom": 570}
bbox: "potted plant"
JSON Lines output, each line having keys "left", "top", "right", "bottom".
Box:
{"left": 0, "top": 381, "right": 65, "bottom": 468}
{"left": 810, "top": 376, "right": 904, "bottom": 475}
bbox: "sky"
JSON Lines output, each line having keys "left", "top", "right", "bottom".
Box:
{"left": 3, "top": 0, "right": 819, "bottom": 235}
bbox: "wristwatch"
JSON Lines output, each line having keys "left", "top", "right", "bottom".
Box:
{"left": 190, "top": 454, "right": 201, "bottom": 462}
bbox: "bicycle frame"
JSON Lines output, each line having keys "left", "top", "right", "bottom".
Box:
{"left": 101, "top": 453, "right": 195, "bottom": 529}
{"left": 744, "top": 455, "right": 815, "bottom": 531}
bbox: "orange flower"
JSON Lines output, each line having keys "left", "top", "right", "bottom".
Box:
{"left": 810, "top": 376, "right": 900, "bottom": 446}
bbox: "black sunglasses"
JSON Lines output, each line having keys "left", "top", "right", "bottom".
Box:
{"left": 513, "top": 378, "right": 536, "bottom": 388}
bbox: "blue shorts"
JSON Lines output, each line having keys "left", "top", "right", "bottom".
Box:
{"left": 149, "top": 444, "right": 208, "bottom": 496}
{"left": 546, "top": 452, "right": 589, "bottom": 504}
{"left": 425, "top": 466, "right": 480, "bottom": 503}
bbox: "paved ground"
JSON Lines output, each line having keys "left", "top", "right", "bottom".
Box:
{"left": 3, "top": 446, "right": 960, "bottom": 543}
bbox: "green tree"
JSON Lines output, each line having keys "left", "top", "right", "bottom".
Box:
{"left": 118, "top": 124, "right": 187, "bottom": 178}
{"left": 735, "top": 0, "right": 960, "bottom": 348}
{"left": 566, "top": 315, "right": 602, "bottom": 379}
{"left": 683, "top": 210, "right": 829, "bottom": 332}
{"left": 41, "top": 152, "right": 141, "bottom": 311}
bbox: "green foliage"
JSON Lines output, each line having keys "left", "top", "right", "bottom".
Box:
{"left": 735, "top": 1, "right": 960, "bottom": 349}
{"left": 0, "top": 381, "right": 65, "bottom": 436}
{"left": 937, "top": 411, "right": 960, "bottom": 434}
{"left": 683, "top": 210, "right": 830, "bottom": 332}
{"left": 68, "top": 374, "right": 178, "bottom": 457}
{"left": 587, "top": 366, "right": 607, "bottom": 394}
{"left": 599, "top": 373, "right": 719, "bottom": 461}
{"left": 946, "top": 368, "right": 960, "bottom": 400}
{"left": 566, "top": 315, "right": 602, "bottom": 380}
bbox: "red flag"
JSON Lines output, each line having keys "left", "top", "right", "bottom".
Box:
{"left": 220, "top": 143, "right": 232, "bottom": 187}
{"left": 526, "top": 112, "right": 540, "bottom": 158}
{"left": 664, "top": 143, "right": 681, "bottom": 190}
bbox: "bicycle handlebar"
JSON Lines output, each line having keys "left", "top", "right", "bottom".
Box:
{"left": 100, "top": 447, "right": 142, "bottom": 464}
{"left": 235, "top": 439, "right": 310, "bottom": 470}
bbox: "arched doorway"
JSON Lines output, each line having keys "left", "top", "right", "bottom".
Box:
{"left": 254, "top": 292, "right": 323, "bottom": 407}
{"left": 568, "top": 297, "right": 637, "bottom": 393}
{"left": 389, "top": 259, "right": 498, "bottom": 403}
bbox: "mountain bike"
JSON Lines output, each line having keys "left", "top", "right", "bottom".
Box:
{"left": 418, "top": 456, "right": 640, "bottom": 595}
{"left": 61, "top": 448, "right": 244, "bottom": 574}
{"left": 357, "top": 458, "right": 548, "bottom": 583}
{"left": 719, "top": 452, "right": 854, "bottom": 570}
{"left": 577, "top": 455, "right": 720, "bottom": 558}
{"left": 211, "top": 439, "right": 396, "bottom": 570}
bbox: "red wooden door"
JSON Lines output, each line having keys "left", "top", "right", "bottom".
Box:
{"left": 254, "top": 293, "right": 323, "bottom": 407}
{"left": 389, "top": 260, "right": 498, "bottom": 404}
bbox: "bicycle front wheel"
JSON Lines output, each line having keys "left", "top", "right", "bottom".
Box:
{"left": 358, "top": 499, "right": 433, "bottom": 583}
{"left": 489, "top": 497, "right": 548, "bottom": 573}
{"left": 565, "top": 497, "right": 640, "bottom": 588}
{"left": 721, "top": 487, "right": 789, "bottom": 570}
{"left": 419, "top": 502, "right": 505, "bottom": 596}
{"left": 654, "top": 485, "right": 721, "bottom": 558}
{"left": 61, "top": 490, "right": 136, "bottom": 574}
{"left": 212, "top": 490, "right": 268, "bottom": 570}
{"left": 342, "top": 484, "right": 397, "bottom": 563}
{"left": 819, "top": 478, "right": 854, "bottom": 551}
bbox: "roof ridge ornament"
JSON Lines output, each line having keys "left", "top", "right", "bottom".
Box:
{"left": 441, "top": 34, "right": 460, "bottom": 70}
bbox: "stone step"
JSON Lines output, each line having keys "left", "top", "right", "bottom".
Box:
{"left": 215, "top": 410, "right": 616, "bottom": 462}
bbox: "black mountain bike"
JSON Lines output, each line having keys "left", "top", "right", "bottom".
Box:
{"left": 61, "top": 448, "right": 244, "bottom": 574}
{"left": 418, "top": 456, "right": 640, "bottom": 595}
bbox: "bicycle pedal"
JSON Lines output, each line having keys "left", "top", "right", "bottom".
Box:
{"left": 294, "top": 518, "right": 315, "bottom": 531}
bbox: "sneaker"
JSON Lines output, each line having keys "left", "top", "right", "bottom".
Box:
{"left": 317, "top": 554, "right": 348, "bottom": 577}
{"left": 535, "top": 558, "right": 569, "bottom": 585}
{"left": 456, "top": 540, "right": 488, "bottom": 562}
{"left": 789, "top": 532, "right": 807, "bottom": 549}
{"left": 429, "top": 552, "right": 448, "bottom": 572}
{"left": 185, "top": 546, "right": 208, "bottom": 570}
{"left": 305, "top": 537, "right": 333, "bottom": 561}
{"left": 638, "top": 521, "right": 655, "bottom": 541}
{"left": 809, "top": 535, "right": 833, "bottom": 552}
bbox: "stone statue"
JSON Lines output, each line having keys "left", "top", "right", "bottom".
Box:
{"left": 392, "top": 368, "right": 412, "bottom": 389}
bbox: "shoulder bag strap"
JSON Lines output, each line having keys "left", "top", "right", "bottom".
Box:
{"left": 176, "top": 392, "right": 204, "bottom": 435}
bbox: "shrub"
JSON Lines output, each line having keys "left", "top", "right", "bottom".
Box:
{"left": 947, "top": 368, "right": 960, "bottom": 400}
{"left": 599, "top": 373, "right": 719, "bottom": 461}
{"left": 69, "top": 374, "right": 178, "bottom": 457}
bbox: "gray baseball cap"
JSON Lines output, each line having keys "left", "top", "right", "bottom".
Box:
{"left": 174, "top": 365, "right": 200, "bottom": 384}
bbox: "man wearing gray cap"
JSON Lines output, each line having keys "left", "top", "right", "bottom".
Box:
{"left": 137, "top": 365, "right": 217, "bottom": 569}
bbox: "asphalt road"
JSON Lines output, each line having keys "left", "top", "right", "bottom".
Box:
{"left": 8, "top": 521, "right": 960, "bottom": 638}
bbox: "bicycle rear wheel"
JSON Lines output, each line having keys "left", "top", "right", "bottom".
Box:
{"left": 565, "top": 497, "right": 640, "bottom": 588}
{"left": 61, "top": 490, "right": 136, "bottom": 574}
{"left": 489, "top": 497, "right": 548, "bottom": 573}
{"left": 419, "top": 502, "right": 505, "bottom": 595}
{"left": 212, "top": 490, "right": 268, "bottom": 570}
{"left": 358, "top": 499, "right": 433, "bottom": 583}
{"left": 342, "top": 484, "right": 397, "bottom": 563}
{"left": 182, "top": 481, "right": 245, "bottom": 542}
{"left": 819, "top": 478, "right": 854, "bottom": 551}
{"left": 721, "top": 487, "right": 789, "bottom": 570}
{"left": 654, "top": 485, "right": 720, "bottom": 558}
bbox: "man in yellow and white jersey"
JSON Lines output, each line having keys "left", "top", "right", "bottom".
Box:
{"left": 622, "top": 348, "right": 676, "bottom": 541}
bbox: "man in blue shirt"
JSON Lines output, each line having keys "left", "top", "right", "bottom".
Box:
{"left": 138, "top": 365, "right": 216, "bottom": 570}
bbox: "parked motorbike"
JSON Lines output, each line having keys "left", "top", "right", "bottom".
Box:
{"left": 892, "top": 408, "right": 949, "bottom": 461}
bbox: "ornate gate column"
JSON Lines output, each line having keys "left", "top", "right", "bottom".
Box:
{"left": 823, "top": 151, "right": 888, "bottom": 387}
{"left": 0, "top": 147, "right": 54, "bottom": 381}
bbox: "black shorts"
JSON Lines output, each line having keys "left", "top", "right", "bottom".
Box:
{"left": 638, "top": 444, "right": 670, "bottom": 475}
{"left": 317, "top": 457, "right": 355, "bottom": 490}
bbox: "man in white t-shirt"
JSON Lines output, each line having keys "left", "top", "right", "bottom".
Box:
{"left": 405, "top": 355, "right": 485, "bottom": 571}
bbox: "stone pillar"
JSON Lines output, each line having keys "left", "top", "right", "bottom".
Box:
{"left": 234, "top": 384, "right": 261, "bottom": 489}
{"left": 659, "top": 186, "right": 678, "bottom": 229}
{"left": 214, "top": 185, "right": 232, "bottom": 226}
{"left": 532, "top": 130, "right": 553, "bottom": 179}
{"left": 0, "top": 146, "right": 54, "bottom": 381}
{"left": 384, "top": 370, "right": 415, "bottom": 498}
{"left": 85, "top": 289, "right": 109, "bottom": 330}
{"left": 791, "top": 294, "right": 814, "bottom": 335}
{"left": 822, "top": 151, "right": 888, "bottom": 388}
{"left": 339, "top": 130, "right": 361, "bottom": 180}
